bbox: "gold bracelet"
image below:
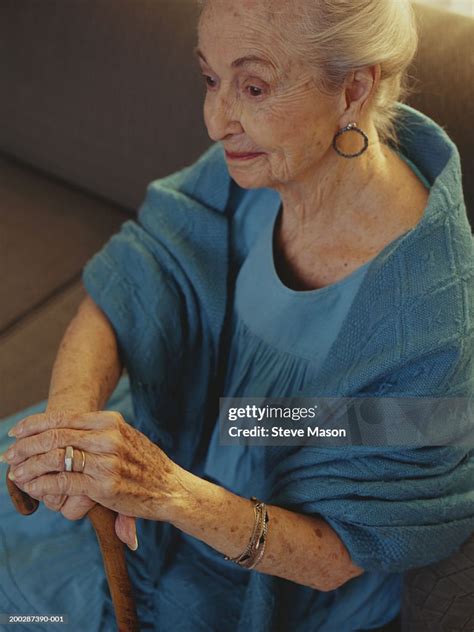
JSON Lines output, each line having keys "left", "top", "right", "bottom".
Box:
{"left": 224, "top": 497, "right": 269, "bottom": 568}
{"left": 224, "top": 497, "right": 263, "bottom": 564}
{"left": 246, "top": 507, "right": 269, "bottom": 569}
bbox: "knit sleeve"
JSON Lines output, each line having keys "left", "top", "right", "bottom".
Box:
{"left": 268, "top": 342, "right": 474, "bottom": 574}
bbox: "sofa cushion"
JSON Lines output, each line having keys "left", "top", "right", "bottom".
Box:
{"left": 0, "top": 281, "right": 86, "bottom": 418}
{"left": 0, "top": 0, "right": 211, "bottom": 210}
{"left": 409, "top": 5, "right": 473, "bottom": 227}
{"left": 0, "top": 154, "right": 129, "bottom": 332}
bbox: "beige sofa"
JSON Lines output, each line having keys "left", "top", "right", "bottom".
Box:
{"left": 0, "top": 2, "right": 472, "bottom": 629}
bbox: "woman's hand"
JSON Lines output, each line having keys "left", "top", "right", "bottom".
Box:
{"left": 3, "top": 411, "right": 181, "bottom": 525}
{"left": 15, "top": 409, "right": 139, "bottom": 551}
{"left": 39, "top": 493, "right": 138, "bottom": 552}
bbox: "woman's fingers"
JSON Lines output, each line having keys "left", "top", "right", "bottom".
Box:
{"left": 3, "top": 427, "right": 117, "bottom": 466}
{"left": 43, "top": 494, "right": 67, "bottom": 512}
{"left": 42, "top": 494, "right": 96, "bottom": 520}
{"left": 8, "top": 411, "right": 122, "bottom": 439}
{"left": 23, "top": 472, "right": 93, "bottom": 498}
{"left": 115, "top": 513, "right": 138, "bottom": 551}
{"left": 8, "top": 444, "right": 122, "bottom": 511}
{"left": 9, "top": 448, "right": 65, "bottom": 483}
{"left": 9, "top": 448, "right": 97, "bottom": 484}
{"left": 59, "top": 495, "right": 96, "bottom": 521}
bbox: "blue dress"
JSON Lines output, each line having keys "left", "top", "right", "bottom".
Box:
{"left": 0, "top": 152, "right": 455, "bottom": 632}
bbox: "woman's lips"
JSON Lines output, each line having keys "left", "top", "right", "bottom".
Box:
{"left": 225, "top": 151, "right": 264, "bottom": 161}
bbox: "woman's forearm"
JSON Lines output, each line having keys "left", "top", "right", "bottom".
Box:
{"left": 46, "top": 292, "right": 123, "bottom": 413}
{"left": 167, "top": 466, "right": 364, "bottom": 592}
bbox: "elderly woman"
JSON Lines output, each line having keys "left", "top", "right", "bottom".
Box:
{"left": 0, "top": 0, "right": 472, "bottom": 630}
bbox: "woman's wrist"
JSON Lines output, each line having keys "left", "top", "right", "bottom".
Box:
{"left": 46, "top": 392, "right": 99, "bottom": 415}
{"left": 46, "top": 372, "right": 122, "bottom": 414}
{"left": 161, "top": 466, "right": 363, "bottom": 591}
{"left": 164, "top": 466, "right": 261, "bottom": 559}
{"left": 160, "top": 464, "right": 206, "bottom": 525}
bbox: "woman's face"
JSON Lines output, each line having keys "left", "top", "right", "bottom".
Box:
{"left": 197, "top": 0, "right": 343, "bottom": 190}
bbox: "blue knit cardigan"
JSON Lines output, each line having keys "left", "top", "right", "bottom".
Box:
{"left": 83, "top": 104, "right": 473, "bottom": 631}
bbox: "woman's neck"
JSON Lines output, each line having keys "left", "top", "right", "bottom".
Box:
{"left": 275, "top": 128, "right": 395, "bottom": 235}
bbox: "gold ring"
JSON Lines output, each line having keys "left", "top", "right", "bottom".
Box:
{"left": 79, "top": 449, "right": 86, "bottom": 473}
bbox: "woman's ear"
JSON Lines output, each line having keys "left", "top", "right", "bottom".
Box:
{"left": 340, "top": 64, "right": 381, "bottom": 127}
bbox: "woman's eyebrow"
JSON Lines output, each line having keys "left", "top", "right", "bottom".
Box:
{"left": 194, "top": 47, "right": 274, "bottom": 70}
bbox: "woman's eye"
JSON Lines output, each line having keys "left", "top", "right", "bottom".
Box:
{"left": 246, "top": 85, "right": 264, "bottom": 98}
{"left": 202, "top": 75, "right": 217, "bottom": 89}
{"left": 201, "top": 73, "right": 265, "bottom": 98}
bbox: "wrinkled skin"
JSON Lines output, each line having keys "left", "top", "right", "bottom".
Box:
{"left": 197, "top": 0, "right": 380, "bottom": 206}
{"left": 197, "top": 0, "right": 427, "bottom": 291}
{"left": 4, "top": 412, "right": 181, "bottom": 541}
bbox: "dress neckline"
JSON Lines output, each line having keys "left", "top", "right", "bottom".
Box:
{"left": 267, "top": 206, "right": 372, "bottom": 299}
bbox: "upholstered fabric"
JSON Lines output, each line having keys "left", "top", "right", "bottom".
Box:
{"left": 0, "top": 0, "right": 210, "bottom": 210}
{"left": 0, "top": 281, "right": 86, "bottom": 417}
{"left": 0, "top": 2, "right": 472, "bottom": 223}
{"left": 410, "top": 4, "right": 473, "bottom": 225}
{"left": 0, "top": 155, "right": 128, "bottom": 332}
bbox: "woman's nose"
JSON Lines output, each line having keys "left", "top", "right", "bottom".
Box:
{"left": 205, "top": 89, "right": 243, "bottom": 142}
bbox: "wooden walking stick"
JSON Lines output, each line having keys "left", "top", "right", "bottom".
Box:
{"left": 5, "top": 467, "right": 140, "bottom": 632}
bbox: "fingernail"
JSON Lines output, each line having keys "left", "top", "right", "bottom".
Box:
{"left": 129, "top": 535, "right": 139, "bottom": 551}
{"left": 7, "top": 470, "right": 15, "bottom": 481}
{"left": 0, "top": 453, "right": 4, "bottom": 463}
{"left": 5, "top": 448, "right": 15, "bottom": 460}
{"left": 8, "top": 425, "right": 22, "bottom": 437}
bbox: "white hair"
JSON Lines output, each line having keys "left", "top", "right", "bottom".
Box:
{"left": 197, "top": 0, "right": 418, "bottom": 145}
